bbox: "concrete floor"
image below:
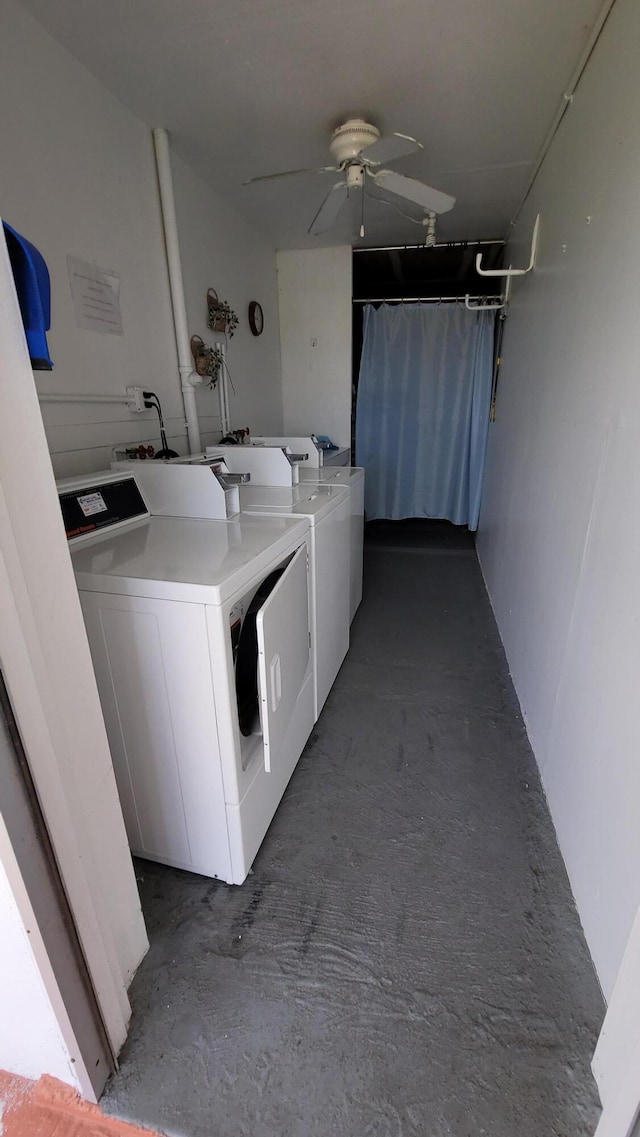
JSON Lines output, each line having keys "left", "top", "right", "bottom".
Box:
{"left": 102, "top": 525, "right": 604, "bottom": 1137}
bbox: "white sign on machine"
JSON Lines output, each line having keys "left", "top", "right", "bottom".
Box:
{"left": 77, "top": 491, "right": 107, "bottom": 518}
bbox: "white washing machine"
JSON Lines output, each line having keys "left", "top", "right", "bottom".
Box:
{"left": 58, "top": 470, "right": 314, "bottom": 885}
{"left": 118, "top": 457, "right": 351, "bottom": 721}
{"left": 252, "top": 436, "right": 351, "bottom": 467}
{"left": 297, "top": 466, "right": 365, "bottom": 624}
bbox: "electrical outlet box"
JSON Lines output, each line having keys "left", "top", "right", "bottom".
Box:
{"left": 126, "top": 386, "right": 146, "bottom": 413}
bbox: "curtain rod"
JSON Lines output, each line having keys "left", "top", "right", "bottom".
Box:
{"left": 354, "top": 239, "right": 504, "bottom": 253}
{"left": 353, "top": 295, "right": 502, "bottom": 304}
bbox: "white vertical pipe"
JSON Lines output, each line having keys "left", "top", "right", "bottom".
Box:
{"left": 218, "top": 341, "right": 231, "bottom": 435}
{"left": 152, "top": 127, "right": 201, "bottom": 455}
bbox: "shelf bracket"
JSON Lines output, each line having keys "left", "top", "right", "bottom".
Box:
{"left": 476, "top": 214, "right": 540, "bottom": 277}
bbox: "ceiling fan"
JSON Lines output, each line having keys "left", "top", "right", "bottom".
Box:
{"left": 243, "top": 118, "right": 456, "bottom": 238}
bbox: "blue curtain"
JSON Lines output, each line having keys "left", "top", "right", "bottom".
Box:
{"left": 355, "top": 302, "right": 494, "bottom": 530}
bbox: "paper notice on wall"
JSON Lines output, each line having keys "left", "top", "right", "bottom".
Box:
{"left": 67, "top": 256, "right": 123, "bottom": 334}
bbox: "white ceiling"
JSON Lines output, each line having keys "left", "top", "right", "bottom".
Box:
{"left": 20, "top": 0, "right": 603, "bottom": 249}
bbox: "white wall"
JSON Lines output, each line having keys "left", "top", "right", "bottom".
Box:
{"left": 0, "top": 818, "right": 83, "bottom": 1090}
{"left": 173, "top": 155, "right": 283, "bottom": 445}
{"left": 0, "top": 0, "right": 179, "bottom": 476}
{"left": 0, "top": 0, "right": 283, "bottom": 476}
{"left": 277, "top": 247, "right": 352, "bottom": 447}
{"left": 477, "top": 0, "right": 640, "bottom": 999}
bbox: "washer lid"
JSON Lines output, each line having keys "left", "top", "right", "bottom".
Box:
{"left": 238, "top": 483, "right": 349, "bottom": 522}
{"left": 70, "top": 513, "right": 309, "bottom": 604}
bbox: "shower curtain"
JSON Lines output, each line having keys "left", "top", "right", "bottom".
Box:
{"left": 355, "top": 302, "right": 494, "bottom": 530}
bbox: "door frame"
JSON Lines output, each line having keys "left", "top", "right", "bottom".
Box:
{"left": 0, "top": 672, "right": 114, "bottom": 1097}
{"left": 593, "top": 905, "right": 640, "bottom": 1137}
{"left": 0, "top": 224, "right": 147, "bottom": 1075}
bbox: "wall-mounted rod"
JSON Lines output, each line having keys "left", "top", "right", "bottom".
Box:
{"left": 39, "top": 392, "right": 132, "bottom": 405}
{"left": 353, "top": 295, "right": 502, "bottom": 304}
{"left": 509, "top": 0, "right": 617, "bottom": 230}
{"left": 355, "top": 239, "right": 504, "bottom": 253}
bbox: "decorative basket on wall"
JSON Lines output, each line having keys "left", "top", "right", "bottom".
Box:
{"left": 206, "top": 288, "right": 239, "bottom": 338}
{"left": 190, "top": 334, "right": 223, "bottom": 389}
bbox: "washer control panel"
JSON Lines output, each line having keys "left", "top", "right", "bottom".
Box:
{"left": 59, "top": 476, "right": 148, "bottom": 540}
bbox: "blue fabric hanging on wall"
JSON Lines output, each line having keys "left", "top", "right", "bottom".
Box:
{"left": 355, "top": 302, "right": 494, "bottom": 530}
{"left": 2, "top": 220, "right": 53, "bottom": 370}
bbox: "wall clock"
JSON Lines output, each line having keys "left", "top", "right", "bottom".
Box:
{"left": 248, "top": 301, "right": 263, "bottom": 336}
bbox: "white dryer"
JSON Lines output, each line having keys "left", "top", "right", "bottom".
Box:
{"left": 209, "top": 447, "right": 363, "bottom": 624}
{"left": 236, "top": 482, "right": 350, "bottom": 719}
{"left": 297, "top": 466, "right": 365, "bottom": 624}
{"left": 58, "top": 471, "right": 314, "bottom": 885}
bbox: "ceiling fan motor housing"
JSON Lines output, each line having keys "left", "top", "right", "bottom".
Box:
{"left": 329, "top": 119, "right": 380, "bottom": 164}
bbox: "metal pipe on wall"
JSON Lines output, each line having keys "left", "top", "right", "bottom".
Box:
{"left": 353, "top": 295, "right": 502, "bottom": 304}
{"left": 39, "top": 392, "right": 132, "bottom": 405}
{"left": 510, "top": 0, "right": 618, "bottom": 228}
{"left": 152, "top": 127, "right": 202, "bottom": 455}
{"left": 354, "top": 240, "right": 504, "bottom": 253}
{"left": 218, "top": 341, "right": 231, "bottom": 436}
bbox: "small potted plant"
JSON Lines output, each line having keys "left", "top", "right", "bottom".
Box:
{"left": 207, "top": 289, "right": 239, "bottom": 338}
{"left": 190, "top": 335, "right": 224, "bottom": 389}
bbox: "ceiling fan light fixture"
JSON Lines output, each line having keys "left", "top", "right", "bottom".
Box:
{"left": 245, "top": 116, "right": 454, "bottom": 239}
{"left": 329, "top": 119, "right": 380, "bottom": 165}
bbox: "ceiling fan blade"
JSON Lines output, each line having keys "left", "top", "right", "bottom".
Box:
{"left": 360, "top": 131, "right": 423, "bottom": 165}
{"left": 372, "top": 168, "right": 456, "bottom": 214}
{"left": 308, "top": 181, "right": 349, "bottom": 236}
{"left": 243, "top": 165, "right": 338, "bottom": 186}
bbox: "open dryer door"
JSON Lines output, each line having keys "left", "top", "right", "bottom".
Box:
{"left": 257, "top": 545, "right": 310, "bottom": 773}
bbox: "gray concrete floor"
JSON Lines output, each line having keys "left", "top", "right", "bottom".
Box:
{"left": 102, "top": 525, "right": 604, "bottom": 1137}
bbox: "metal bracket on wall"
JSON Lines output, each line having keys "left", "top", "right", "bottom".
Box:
{"left": 475, "top": 214, "right": 540, "bottom": 278}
